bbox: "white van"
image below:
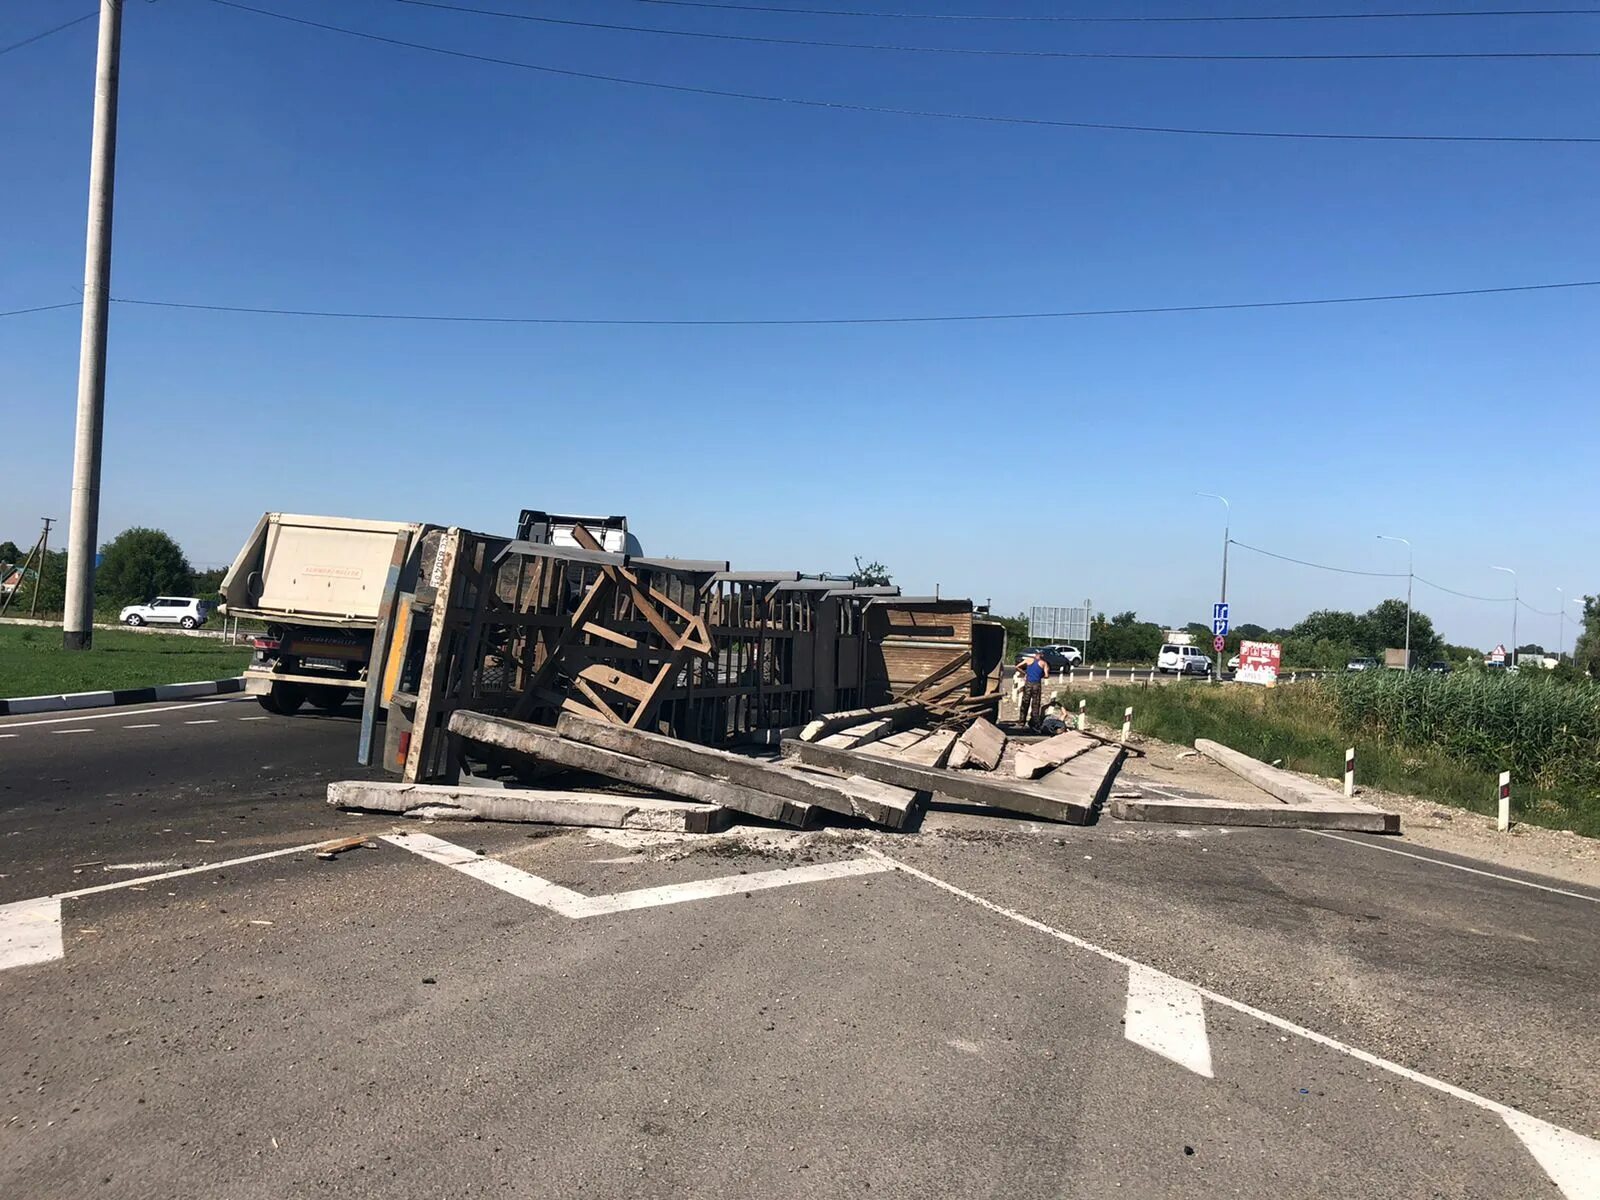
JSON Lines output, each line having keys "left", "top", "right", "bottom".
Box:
{"left": 1158, "top": 644, "right": 1212, "bottom": 675}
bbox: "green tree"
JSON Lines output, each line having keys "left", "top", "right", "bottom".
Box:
{"left": 95, "top": 527, "right": 193, "bottom": 605}
{"left": 1362, "top": 598, "right": 1443, "bottom": 665}
{"left": 191, "top": 566, "right": 227, "bottom": 598}
{"left": 1290, "top": 609, "right": 1366, "bottom": 648}
{"left": 1086, "top": 610, "right": 1163, "bottom": 664}
{"left": 1576, "top": 595, "right": 1600, "bottom": 678}
{"left": 0, "top": 540, "right": 21, "bottom": 566}
{"left": 849, "top": 557, "right": 891, "bottom": 587}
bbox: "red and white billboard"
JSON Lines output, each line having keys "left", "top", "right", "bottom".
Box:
{"left": 1236, "top": 640, "right": 1282, "bottom": 686}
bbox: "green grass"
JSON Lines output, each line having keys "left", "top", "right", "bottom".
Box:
{"left": 1057, "top": 679, "right": 1600, "bottom": 838}
{"left": 0, "top": 625, "right": 250, "bottom": 698}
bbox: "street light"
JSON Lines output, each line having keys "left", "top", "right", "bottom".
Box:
{"left": 1196, "top": 493, "right": 1229, "bottom": 679}
{"left": 1491, "top": 566, "right": 1517, "bottom": 666}
{"left": 1377, "top": 535, "right": 1413, "bottom": 665}
{"left": 1557, "top": 587, "right": 1565, "bottom": 666}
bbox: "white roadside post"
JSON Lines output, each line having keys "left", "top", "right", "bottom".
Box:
{"left": 1498, "top": 771, "right": 1511, "bottom": 832}
{"left": 1077, "top": 699, "right": 1087, "bottom": 731}
{"left": 1344, "top": 747, "right": 1356, "bottom": 798}
{"left": 1121, "top": 706, "right": 1133, "bottom": 744}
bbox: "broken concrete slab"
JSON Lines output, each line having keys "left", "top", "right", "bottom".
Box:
{"left": 817, "top": 718, "right": 896, "bottom": 750}
{"left": 883, "top": 728, "right": 959, "bottom": 769}
{"left": 798, "top": 702, "right": 925, "bottom": 743}
{"left": 1110, "top": 795, "right": 1399, "bottom": 834}
{"left": 784, "top": 738, "right": 1092, "bottom": 824}
{"left": 554, "top": 713, "right": 919, "bottom": 829}
{"left": 1032, "top": 743, "right": 1126, "bottom": 812}
{"left": 450, "top": 711, "right": 813, "bottom": 828}
{"left": 327, "top": 780, "right": 731, "bottom": 833}
{"left": 1013, "top": 731, "right": 1098, "bottom": 780}
{"left": 948, "top": 717, "right": 1006, "bottom": 771}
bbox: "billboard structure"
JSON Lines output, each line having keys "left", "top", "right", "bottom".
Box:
{"left": 1235, "top": 640, "right": 1282, "bottom": 686}
{"left": 1029, "top": 603, "right": 1092, "bottom": 645}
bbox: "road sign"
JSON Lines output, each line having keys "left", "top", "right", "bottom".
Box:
{"left": 1236, "top": 640, "right": 1282, "bottom": 686}
{"left": 1029, "top": 603, "right": 1092, "bottom": 643}
{"left": 1212, "top": 601, "right": 1229, "bottom": 637}
{"left": 1213, "top": 635, "right": 1226, "bottom": 653}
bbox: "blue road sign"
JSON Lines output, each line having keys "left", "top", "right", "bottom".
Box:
{"left": 1212, "top": 601, "right": 1229, "bottom": 638}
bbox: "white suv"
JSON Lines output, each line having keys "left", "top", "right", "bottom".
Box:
{"left": 120, "top": 596, "right": 211, "bottom": 629}
{"left": 1157, "top": 644, "right": 1212, "bottom": 675}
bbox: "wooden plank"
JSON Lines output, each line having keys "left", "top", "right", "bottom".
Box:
{"left": 949, "top": 717, "right": 1005, "bottom": 772}
{"left": 798, "top": 702, "right": 925, "bottom": 743}
{"left": 889, "top": 728, "right": 958, "bottom": 768}
{"left": 327, "top": 779, "right": 731, "bottom": 834}
{"left": 817, "top": 718, "right": 894, "bottom": 750}
{"left": 450, "top": 711, "right": 813, "bottom": 827}
{"left": 785, "top": 739, "right": 1092, "bottom": 824}
{"left": 1033, "top": 743, "right": 1126, "bottom": 813}
{"left": 581, "top": 621, "right": 638, "bottom": 649}
{"left": 1013, "top": 731, "right": 1098, "bottom": 780}
{"left": 555, "top": 713, "right": 919, "bottom": 829}
{"left": 577, "top": 663, "right": 655, "bottom": 703}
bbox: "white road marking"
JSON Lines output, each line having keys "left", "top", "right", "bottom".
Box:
{"left": 184, "top": 720, "right": 218, "bottom": 725}
{"left": 385, "top": 832, "right": 889, "bottom": 919}
{"left": 1504, "top": 1110, "right": 1600, "bottom": 1198}
{"left": 104, "top": 861, "right": 172, "bottom": 871}
{"left": 237, "top": 716, "right": 270, "bottom": 721}
{"left": 868, "top": 851, "right": 1600, "bottom": 1200}
{"left": 1305, "top": 830, "right": 1600, "bottom": 904}
{"left": 51, "top": 729, "right": 93, "bottom": 735}
{"left": 57, "top": 837, "right": 363, "bottom": 901}
{"left": 123, "top": 723, "right": 161, "bottom": 729}
{"left": 0, "top": 897, "right": 64, "bottom": 971}
{"left": 1124, "top": 963, "right": 1213, "bottom": 1077}
{"left": 0, "top": 698, "right": 248, "bottom": 731}
{"left": 0, "top": 734, "right": 15, "bottom": 739}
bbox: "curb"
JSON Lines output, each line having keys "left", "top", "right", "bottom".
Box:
{"left": 0, "top": 677, "right": 246, "bottom": 717}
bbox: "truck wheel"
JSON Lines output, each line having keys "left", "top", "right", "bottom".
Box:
{"left": 258, "top": 682, "right": 305, "bottom": 716}
{"left": 309, "top": 686, "right": 351, "bottom": 712}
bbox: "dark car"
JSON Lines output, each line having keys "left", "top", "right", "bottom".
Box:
{"left": 1016, "top": 647, "right": 1079, "bottom": 672}
{"left": 1427, "top": 661, "right": 1453, "bottom": 674}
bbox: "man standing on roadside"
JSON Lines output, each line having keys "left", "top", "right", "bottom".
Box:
{"left": 1016, "top": 649, "right": 1049, "bottom": 730}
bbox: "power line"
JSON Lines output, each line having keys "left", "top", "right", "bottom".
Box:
{"left": 81, "top": 277, "right": 1600, "bottom": 325}
{"left": 1518, "top": 597, "right": 1563, "bottom": 616}
{"left": 621, "top": 0, "right": 1600, "bottom": 22}
{"left": 0, "top": 11, "right": 96, "bottom": 58}
{"left": 1, "top": 277, "right": 1596, "bottom": 325}
{"left": 1229, "top": 540, "right": 1406, "bottom": 578}
{"left": 382, "top": 0, "right": 1600, "bottom": 60}
{"left": 1415, "top": 576, "right": 1509, "bottom": 602}
{"left": 206, "top": 0, "right": 1600, "bottom": 144}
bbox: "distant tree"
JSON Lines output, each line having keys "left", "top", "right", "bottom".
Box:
{"left": 1182, "top": 622, "right": 1213, "bottom": 646}
{"left": 1576, "top": 595, "right": 1600, "bottom": 678}
{"left": 849, "top": 557, "right": 891, "bottom": 587}
{"left": 1362, "top": 598, "right": 1443, "bottom": 665}
{"left": 1234, "top": 622, "right": 1270, "bottom": 641}
{"left": 95, "top": 527, "right": 193, "bottom": 605}
{"left": 0, "top": 540, "right": 21, "bottom": 565}
{"left": 1087, "top": 611, "right": 1162, "bottom": 664}
{"left": 1289, "top": 609, "right": 1366, "bottom": 649}
{"left": 1515, "top": 643, "right": 1547, "bottom": 656}
{"left": 4, "top": 549, "right": 67, "bottom": 614}
{"left": 995, "top": 612, "right": 1031, "bottom": 658}
{"left": 191, "top": 566, "right": 227, "bottom": 597}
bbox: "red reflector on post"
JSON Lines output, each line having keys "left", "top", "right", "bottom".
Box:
{"left": 397, "top": 732, "right": 411, "bottom": 764}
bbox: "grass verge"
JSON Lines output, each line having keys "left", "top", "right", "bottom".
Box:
{"left": 0, "top": 625, "right": 250, "bottom": 698}
{"left": 1057, "top": 681, "right": 1600, "bottom": 839}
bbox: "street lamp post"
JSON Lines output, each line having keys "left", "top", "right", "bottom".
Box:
{"left": 1557, "top": 587, "right": 1565, "bottom": 666}
{"left": 1378, "top": 535, "right": 1413, "bottom": 666}
{"left": 1491, "top": 566, "right": 1518, "bottom": 666}
{"left": 1196, "top": 493, "right": 1229, "bottom": 680}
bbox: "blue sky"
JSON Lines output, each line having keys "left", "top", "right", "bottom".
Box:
{"left": 2, "top": 0, "right": 1595, "bottom": 652}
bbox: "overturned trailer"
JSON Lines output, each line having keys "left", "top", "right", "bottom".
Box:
{"left": 361, "top": 524, "right": 1005, "bottom": 783}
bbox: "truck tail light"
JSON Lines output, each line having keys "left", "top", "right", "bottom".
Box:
{"left": 251, "top": 637, "right": 281, "bottom": 650}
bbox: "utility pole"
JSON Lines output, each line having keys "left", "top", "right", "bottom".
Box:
{"left": 63, "top": 0, "right": 124, "bottom": 651}
{"left": 1557, "top": 586, "right": 1565, "bottom": 666}
{"left": 30, "top": 518, "right": 54, "bottom": 618}
{"left": 1377, "top": 535, "right": 1412, "bottom": 666}
{"left": 1197, "top": 493, "right": 1229, "bottom": 679}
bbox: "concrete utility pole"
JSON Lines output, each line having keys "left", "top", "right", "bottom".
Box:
{"left": 63, "top": 0, "right": 124, "bottom": 651}
{"left": 31, "top": 517, "right": 54, "bottom": 619}
{"left": 1377, "top": 535, "right": 1413, "bottom": 665}
{"left": 1197, "top": 493, "right": 1229, "bottom": 679}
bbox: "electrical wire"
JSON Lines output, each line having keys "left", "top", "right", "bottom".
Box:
{"left": 381, "top": 0, "right": 1600, "bottom": 60}
{"left": 1414, "top": 576, "right": 1509, "bottom": 602}
{"left": 205, "top": 0, "right": 1600, "bottom": 144}
{"left": 1518, "top": 597, "right": 1563, "bottom": 616}
{"left": 0, "top": 301, "right": 81, "bottom": 319}
{"left": 1228, "top": 540, "right": 1407, "bottom": 578}
{"left": 620, "top": 0, "right": 1600, "bottom": 22}
{"left": 83, "top": 277, "right": 1600, "bottom": 325}
{"left": 0, "top": 11, "right": 96, "bottom": 58}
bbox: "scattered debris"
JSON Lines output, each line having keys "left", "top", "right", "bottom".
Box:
{"left": 313, "top": 836, "right": 372, "bottom": 860}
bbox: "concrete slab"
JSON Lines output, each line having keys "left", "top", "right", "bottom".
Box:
{"left": 1109, "top": 795, "right": 1400, "bottom": 834}
{"left": 327, "top": 780, "right": 732, "bottom": 833}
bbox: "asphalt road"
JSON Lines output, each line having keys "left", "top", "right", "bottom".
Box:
{"left": 2, "top": 701, "right": 1597, "bottom": 1198}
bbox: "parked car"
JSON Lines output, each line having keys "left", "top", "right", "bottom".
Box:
{"left": 1346, "top": 658, "right": 1379, "bottom": 672}
{"left": 1015, "top": 646, "right": 1080, "bottom": 671}
{"left": 1157, "top": 644, "right": 1212, "bottom": 675}
{"left": 1427, "top": 661, "right": 1453, "bottom": 675}
{"left": 1227, "top": 654, "right": 1241, "bottom": 671}
{"left": 120, "top": 596, "right": 211, "bottom": 629}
